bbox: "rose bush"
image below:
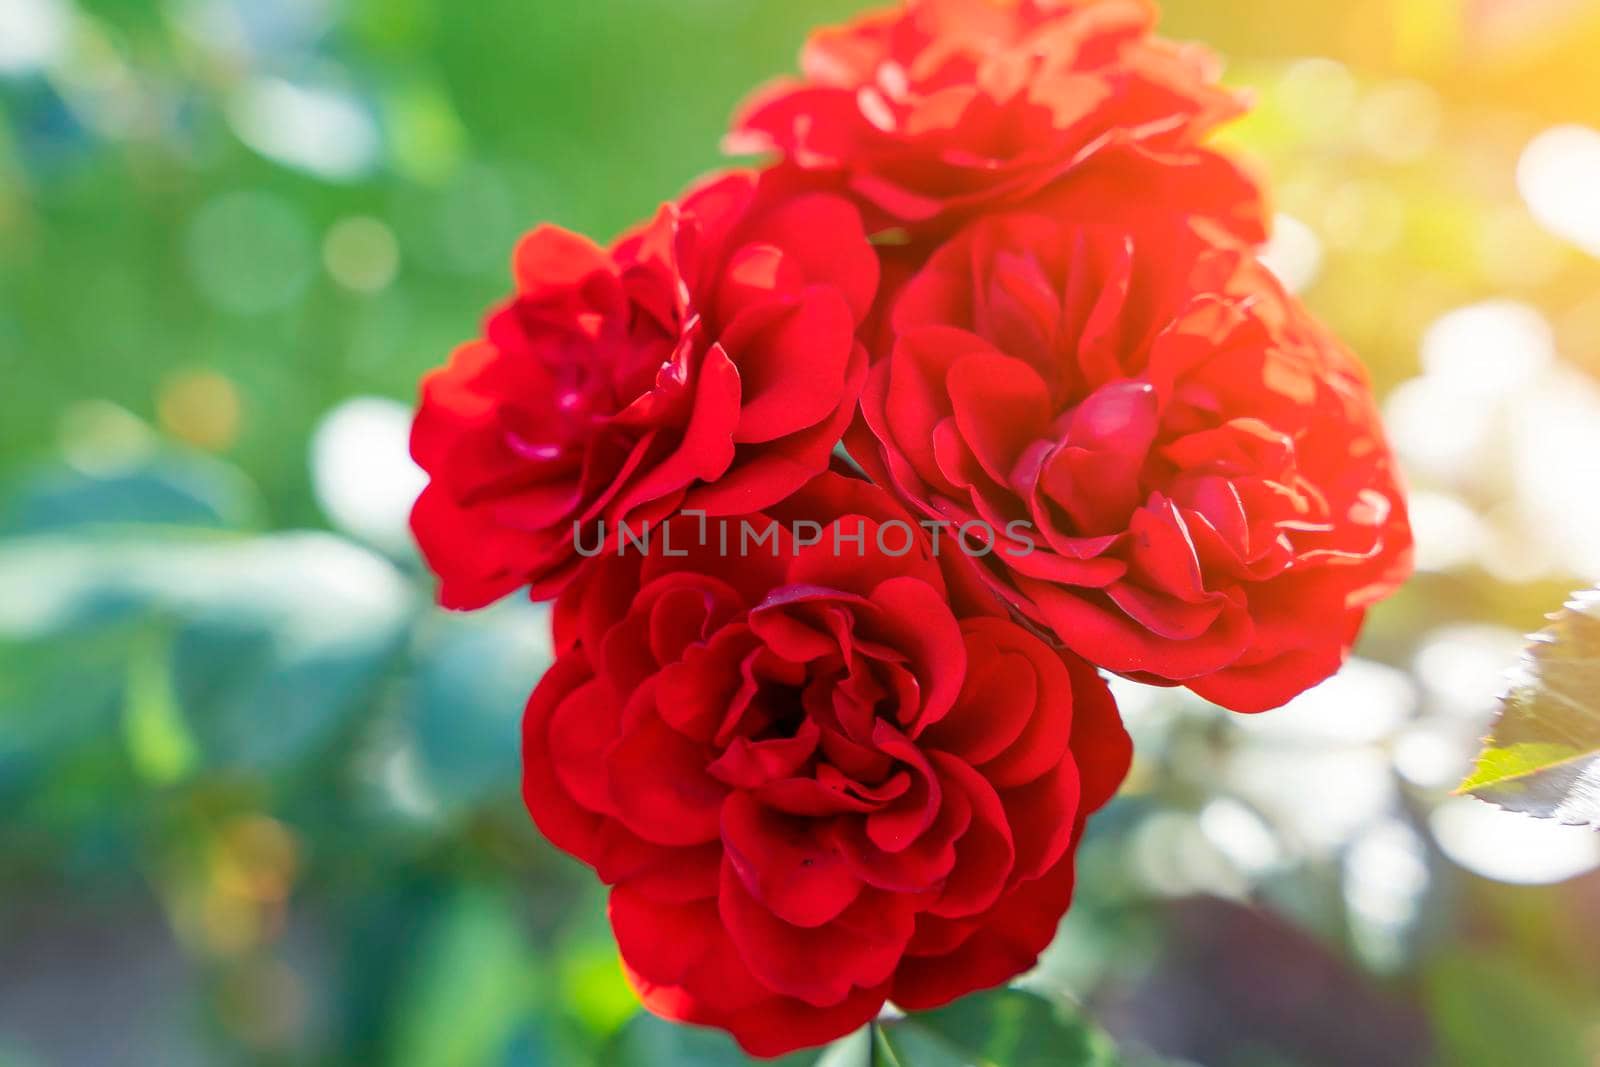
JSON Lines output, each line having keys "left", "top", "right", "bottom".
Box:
{"left": 410, "top": 171, "right": 878, "bottom": 608}
{"left": 728, "top": 0, "right": 1266, "bottom": 244}
{"left": 521, "top": 474, "right": 1132, "bottom": 1055}
{"left": 408, "top": 0, "right": 1416, "bottom": 1053}
{"left": 847, "top": 212, "right": 1413, "bottom": 712}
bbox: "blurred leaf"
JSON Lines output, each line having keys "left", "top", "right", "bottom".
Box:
{"left": 0, "top": 455, "right": 262, "bottom": 536}
{"left": 1461, "top": 588, "right": 1600, "bottom": 827}
{"left": 604, "top": 1015, "right": 753, "bottom": 1067}
{"left": 390, "top": 889, "right": 538, "bottom": 1067}
{"left": 603, "top": 990, "right": 1119, "bottom": 1066}
{"left": 557, "top": 941, "right": 637, "bottom": 1040}
{"left": 409, "top": 603, "right": 552, "bottom": 813}
{"left": 1424, "top": 950, "right": 1593, "bottom": 1067}
{"left": 0, "top": 532, "right": 413, "bottom": 773}
{"left": 121, "top": 626, "right": 197, "bottom": 785}
{"left": 813, "top": 1028, "right": 873, "bottom": 1067}
{"left": 0, "top": 621, "right": 138, "bottom": 798}
{"left": 604, "top": 1012, "right": 853, "bottom": 1067}
{"left": 385, "top": 79, "right": 469, "bottom": 184}
{"left": 876, "top": 989, "right": 1121, "bottom": 1067}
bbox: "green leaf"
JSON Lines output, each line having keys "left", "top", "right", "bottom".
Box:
{"left": 602, "top": 1013, "right": 762, "bottom": 1067}
{"left": 389, "top": 889, "right": 538, "bottom": 1067}
{"left": 0, "top": 532, "right": 413, "bottom": 774}
{"left": 600, "top": 989, "right": 1120, "bottom": 1067}
{"left": 121, "top": 625, "right": 198, "bottom": 785}
{"left": 875, "top": 989, "right": 1122, "bottom": 1067}
{"left": 603, "top": 1015, "right": 868, "bottom": 1067}
{"left": 1460, "top": 588, "right": 1600, "bottom": 826}
{"left": 815, "top": 1028, "right": 872, "bottom": 1067}
{"left": 408, "top": 602, "right": 553, "bottom": 813}
{"left": 557, "top": 940, "right": 637, "bottom": 1040}
{"left": 0, "top": 621, "right": 134, "bottom": 794}
{"left": 0, "top": 454, "right": 262, "bottom": 535}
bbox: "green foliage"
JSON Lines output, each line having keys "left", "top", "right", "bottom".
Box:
{"left": 0, "top": 454, "right": 263, "bottom": 535}
{"left": 874, "top": 990, "right": 1123, "bottom": 1067}
{"left": 1461, "top": 589, "right": 1600, "bottom": 827}
{"left": 409, "top": 607, "right": 553, "bottom": 813}
{"left": 0, "top": 531, "right": 413, "bottom": 771}
{"left": 603, "top": 990, "right": 1123, "bottom": 1067}
{"left": 389, "top": 889, "right": 542, "bottom": 1067}
{"left": 1424, "top": 951, "right": 1596, "bottom": 1067}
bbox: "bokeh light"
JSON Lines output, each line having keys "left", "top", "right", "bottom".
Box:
{"left": 310, "top": 396, "right": 427, "bottom": 556}
{"left": 0, "top": 0, "right": 70, "bottom": 76}
{"left": 1519, "top": 124, "right": 1600, "bottom": 257}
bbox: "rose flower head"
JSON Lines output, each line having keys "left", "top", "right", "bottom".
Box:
{"left": 729, "top": 0, "right": 1266, "bottom": 243}
{"left": 521, "top": 474, "right": 1132, "bottom": 1056}
{"left": 410, "top": 171, "right": 878, "bottom": 608}
{"left": 848, "top": 213, "right": 1413, "bottom": 713}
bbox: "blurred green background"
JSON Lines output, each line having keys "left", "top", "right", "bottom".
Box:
{"left": 4, "top": 0, "right": 1600, "bottom": 1064}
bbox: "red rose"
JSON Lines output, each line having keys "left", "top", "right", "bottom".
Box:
{"left": 728, "top": 0, "right": 1266, "bottom": 243}
{"left": 410, "top": 171, "right": 879, "bottom": 608}
{"left": 521, "top": 474, "right": 1131, "bottom": 1056}
{"left": 847, "top": 213, "right": 1413, "bottom": 713}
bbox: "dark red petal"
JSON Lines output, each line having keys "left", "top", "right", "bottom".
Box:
{"left": 1188, "top": 639, "right": 1345, "bottom": 713}
{"left": 612, "top": 887, "right": 768, "bottom": 1020}
{"left": 721, "top": 792, "right": 864, "bottom": 928}
{"left": 719, "top": 858, "right": 916, "bottom": 1007}
{"left": 521, "top": 656, "right": 609, "bottom": 865}
{"left": 946, "top": 351, "right": 1052, "bottom": 485}
{"left": 548, "top": 676, "right": 625, "bottom": 816}
{"left": 924, "top": 641, "right": 1036, "bottom": 766}
{"left": 711, "top": 722, "right": 822, "bottom": 793}
{"left": 737, "top": 192, "right": 880, "bottom": 321}
{"left": 1063, "top": 655, "right": 1132, "bottom": 813}
{"left": 725, "top": 290, "right": 856, "bottom": 445}
{"left": 926, "top": 753, "right": 1015, "bottom": 918}
{"left": 654, "top": 624, "right": 762, "bottom": 743}
{"left": 866, "top": 722, "right": 945, "bottom": 853}
{"left": 891, "top": 851, "right": 1081, "bottom": 1012}
{"left": 410, "top": 483, "right": 542, "bottom": 610}
{"left": 596, "top": 835, "right": 721, "bottom": 902}
{"left": 609, "top": 344, "right": 741, "bottom": 518}
{"left": 1001, "top": 760, "right": 1082, "bottom": 881}
{"left": 834, "top": 766, "right": 967, "bottom": 894}
{"left": 606, "top": 697, "right": 725, "bottom": 847}
{"left": 718, "top": 981, "right": 888, "bottom": 1059}
{"left": 856, "top": 576, "right": 968, "bottom": 731}
{"left": 1022, "top": 576, "right": 1251, "bottom": 680}
{"left": 684, "top": 342, "right": 868, "bottom": 516}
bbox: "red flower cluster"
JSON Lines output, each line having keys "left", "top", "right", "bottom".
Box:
{"left": 410, "top": 0, "right": 1411, "bottom": 1056}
